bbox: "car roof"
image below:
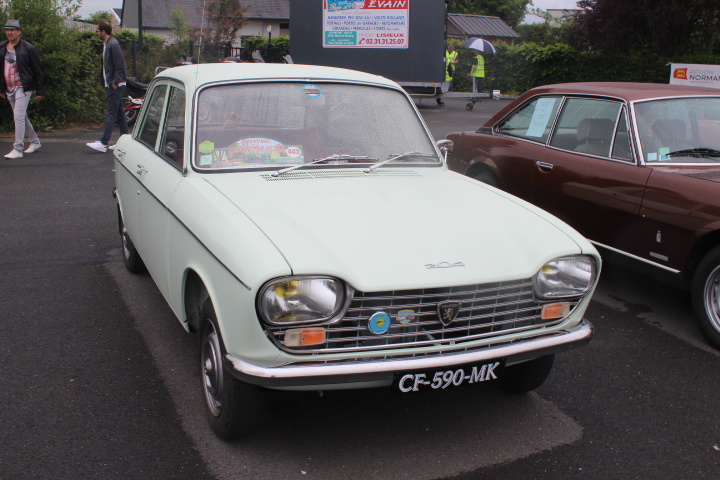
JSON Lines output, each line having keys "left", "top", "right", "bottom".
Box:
{"left": 523, "top": 82, "right": 720, "bottom": 102}
{"left": 483, "top": 82, "right": 720, "bottom": 127}
{"left": 155, "top": 63, "right": 400, "bottom": 89}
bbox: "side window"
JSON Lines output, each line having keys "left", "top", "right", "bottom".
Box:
{"left": 159, "top": 86, "right": 185, "bottom": 166}
{"left": 611, "top": 109, "right": 633, "bottom": 161}
{"left": 137, "top": 84, "right": 167, "bottom": 149}
{"left": 550, "top": 98, "right": 621, "bottom": 157}
{"left": 496, "top": 96, "right": 562, "bottom": 143}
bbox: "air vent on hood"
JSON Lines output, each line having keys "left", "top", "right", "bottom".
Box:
{"left": 261, "top": 169, "right": 422, "bottom": 181}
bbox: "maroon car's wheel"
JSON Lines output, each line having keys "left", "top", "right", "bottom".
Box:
{"left": 473, "top": 169, "right": 501, "bottom": 189}
{"left": 200, "top": 300, "right": 261, "bottom": 440}
{"left": 691, "top": 247, "right": 720, "bottom": 349}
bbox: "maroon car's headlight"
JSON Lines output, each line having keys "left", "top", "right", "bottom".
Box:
{"left": 533, "top": 255, "right": 597, "bottom": 299}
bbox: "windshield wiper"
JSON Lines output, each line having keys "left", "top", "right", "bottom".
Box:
{"left": 668, "top": 147, "right": 720, "bottom": 158}
{"left": 364, "top": 151, "right": 436, "bottom": 173}
{"left": 273, "top": 154, "right": 370, "bottom": 177}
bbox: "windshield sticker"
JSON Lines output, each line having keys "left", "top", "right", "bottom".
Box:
{"left": 303, "top": 84, "right": 322, "bottom": 98}
{"left": 526, "top": 98, "right": 557, "bottom": 138}
{"left": 658, "top": 147, "right": 670, "bottom": 161}
{"left": 200, "top": 154, "right": 213, "bottom": 166}
{"left": 203, "top": 138, "right": 306, "bottom": 166}
{"left": 198, "top": 140, "right": 215, "bottom": 154}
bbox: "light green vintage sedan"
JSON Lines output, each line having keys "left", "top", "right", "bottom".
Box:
{"left": 113, "top": 63, "right": 600, "bottom": 440}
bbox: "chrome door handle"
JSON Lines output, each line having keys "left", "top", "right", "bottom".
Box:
{"left": 536, "top": 161, "right": 553, "bottom": 171}
{"left": 115, "top": 148, "right": 126, "bottom": 157}
{"left": 136, "top": 164, "right": 148, "bottom": 175}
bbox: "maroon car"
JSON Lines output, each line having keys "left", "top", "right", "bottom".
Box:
{"left": 445, "top": 82, "right": 720, "bottom": 349}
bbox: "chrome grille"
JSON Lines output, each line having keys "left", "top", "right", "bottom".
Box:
{"left": 265, "top": 279, "right": 581, "bottom": 354}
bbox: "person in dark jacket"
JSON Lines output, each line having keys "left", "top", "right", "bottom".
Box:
{"left": 0, "top": 19, "right": 44, "bottom": 159}
{"left": 86, "top": 20, "right": 129, "bottom": 153}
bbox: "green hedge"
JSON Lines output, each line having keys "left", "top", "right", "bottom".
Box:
{"left": 451, "top": 42, "right": 720, "bottom": 95}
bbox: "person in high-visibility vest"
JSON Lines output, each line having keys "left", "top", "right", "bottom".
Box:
{"left": 470, "top": 53, "right": 485, "bottom": 94}
{"left": 438, "top": 44, "right": 459, "bottom": 105}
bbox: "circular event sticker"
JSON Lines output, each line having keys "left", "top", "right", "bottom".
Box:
{"left": 303, "top": 84, "right": 321, "bottom": 98}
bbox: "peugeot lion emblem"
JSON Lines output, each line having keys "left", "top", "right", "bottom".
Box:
{"left": 437, "top": 301, "right": 461, "bottom": 326}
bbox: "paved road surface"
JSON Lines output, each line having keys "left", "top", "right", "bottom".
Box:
{"left": 1, "top": 98, "right": 718, "bottom": 479}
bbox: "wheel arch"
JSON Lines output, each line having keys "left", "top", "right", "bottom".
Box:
{"left": 183, "top": 268, "right": 210, "bottom": 333}
{"left": 685, "top": 229, "right": 720, "bottom": 287}
{"left": 465, "top": 159, "right": 502, "bottom": 187}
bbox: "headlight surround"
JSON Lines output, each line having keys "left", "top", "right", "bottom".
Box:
{"left": 533, "top": 255, "right": 597, "bottom": 299}
{"left": 258, "top": 276, "right": 349, "bottom": 325}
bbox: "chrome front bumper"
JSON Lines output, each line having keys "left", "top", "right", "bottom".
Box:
{"left": 226, "top": 320, "right": 593, "bottom": 388}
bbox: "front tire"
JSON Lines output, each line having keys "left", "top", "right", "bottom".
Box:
{"left": 496, "top": 355, "right": 554, "bottom": 394}
{"left": 200, "top": 301, "right": 261, "bottom": 440}
{"left": 691, "top": 247, "right": 720, "bottom": 349}
{"left": 473, "top": 169, "right": 501, "bottom": 189}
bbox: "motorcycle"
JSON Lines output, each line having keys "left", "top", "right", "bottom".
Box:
{"left": 124, "top": 77, "right": 148, "bottom": 126}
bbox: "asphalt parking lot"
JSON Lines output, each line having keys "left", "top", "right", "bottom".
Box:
{"left": 0, "top": 98, "right": 718, "bottom": 479}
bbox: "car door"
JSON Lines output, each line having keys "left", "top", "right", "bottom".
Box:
{"left": 119, "top": 81, "right": 186, "bottom": 301}
{"left": 489, "top": 95, "right": 564, "bottom": 199}
{"left": 530, "top": 98, "right": 652, "bottom": 253}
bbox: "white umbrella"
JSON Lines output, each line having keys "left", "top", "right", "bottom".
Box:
{"left": 462, "top": 37, "right": 496, "bottom": 54}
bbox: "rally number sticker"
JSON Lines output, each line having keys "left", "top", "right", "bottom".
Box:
{"left": 396, "top": 360, "right": 504, "bottom": 393}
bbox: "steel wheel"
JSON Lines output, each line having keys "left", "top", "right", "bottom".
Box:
{"left": 201, "top": 320, "right": 225, "bottom": 418}
{"left": 118, "top": 209, "right": 145, "bottom": 273}
{"left": 200, "top": 301, "right": 261, "bottom": 440}
{"left": 692, "top": 246, "right": 720, "bottom": 349}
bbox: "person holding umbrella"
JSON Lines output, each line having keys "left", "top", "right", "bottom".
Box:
{"left": 462, "top": 38, "right": 495, "bottom": 94}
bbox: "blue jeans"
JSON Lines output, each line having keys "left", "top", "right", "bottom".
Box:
{"left": 101, "top": 85, "right": 129, "bottom": 145}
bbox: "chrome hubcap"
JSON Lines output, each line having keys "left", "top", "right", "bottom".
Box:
{"left": 704, "top": 265, "right": 720, "bottom": 332}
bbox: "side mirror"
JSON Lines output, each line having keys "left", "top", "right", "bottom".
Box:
{"left": 436, "top": 139, "right": 454, "bottom": 154}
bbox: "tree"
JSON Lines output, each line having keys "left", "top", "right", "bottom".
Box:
{"left": 573, "top": 0, "right": 720, "bottom": 57}
{"left": 87, "top": 11, "right": 113, "bottom": 23}
{"left": 201, "top": 0, "right": 249, "bottom": 46}
{"left": 449, "top": 0, "right": 530, "bottom": 28}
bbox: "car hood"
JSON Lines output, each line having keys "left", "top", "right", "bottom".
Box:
{"left": 202, "top": 168, "right": 589, "bottom": 292}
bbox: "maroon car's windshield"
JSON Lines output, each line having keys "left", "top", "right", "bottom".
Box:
{"left": 635, "top": 97, "right": 720, "bottom": 164}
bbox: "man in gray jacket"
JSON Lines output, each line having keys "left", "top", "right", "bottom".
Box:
{"left": 87, "top": 21, "right": 129, "bottom": 153}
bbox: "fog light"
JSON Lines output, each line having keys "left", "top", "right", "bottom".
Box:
{"left": 284, "top": 327, "right": 327, "bottom": 347}
{"left": 541, "top": 302, "right": 571, "bottom": 320}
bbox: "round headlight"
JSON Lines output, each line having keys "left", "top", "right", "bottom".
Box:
{"left": 258, "top": 276, "right": 347, "bottom": 325}
{"left": 534, "top": 256, "right": 597, "bottom": 299}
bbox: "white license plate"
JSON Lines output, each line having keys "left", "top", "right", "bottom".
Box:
{"left": 396, "top": 360, "right": 505, "bottom": 393}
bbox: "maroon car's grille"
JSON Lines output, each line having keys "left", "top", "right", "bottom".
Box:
{"left": 265, "top": 279, "right": 580, "bottom": 354}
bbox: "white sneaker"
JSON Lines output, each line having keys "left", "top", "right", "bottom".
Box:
{"left": 4, "top": 149, "right": 23, "bottom": 159}
{"left": 108, "top": 144, "right": 117, "bottom": 150}
{"left": 86, "top": 141, "right": 108, "bottom": 153}
{"left": 24, "top": 143, "right": 41, "bottom": 154}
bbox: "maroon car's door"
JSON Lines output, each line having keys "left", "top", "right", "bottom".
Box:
{"left": 521, "top": 98, "right": 651, "bottom": 255}
{"left": 528, "top": 151, "right": 651, "bottom": 254}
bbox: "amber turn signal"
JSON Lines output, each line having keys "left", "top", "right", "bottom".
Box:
{"left": 284, "top": 327, "right": 327, "bottom": 347}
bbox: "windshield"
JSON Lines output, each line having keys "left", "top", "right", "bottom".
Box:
{"left": 635, "top": 96, "right": 720, "bottom": 163}
{"left": 193, "top": 82, "right": 439, "bottom": 171}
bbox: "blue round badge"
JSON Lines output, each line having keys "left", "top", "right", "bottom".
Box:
{"left": 368, "top": 312, "right": 391, "bottom": 335}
